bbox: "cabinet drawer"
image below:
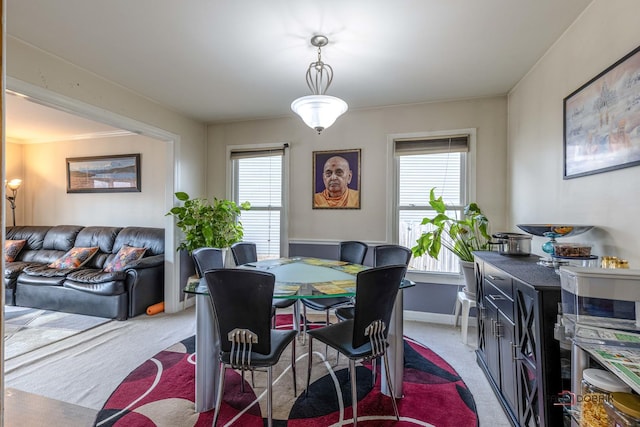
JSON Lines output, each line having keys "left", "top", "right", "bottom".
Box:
{"left": 485, "top": 281, "right": 514, "bottom": 322}
{"left": 484, "top": 264, "right": 513, "bottom": 299}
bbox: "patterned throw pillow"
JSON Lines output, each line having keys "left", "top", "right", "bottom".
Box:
{"left": 103, "top": 245, "right": 146, "bottom": 272}
{"left": 5, "top": 239, "right": 27, "bottom": 262}
{"left": 48, "top": 247, "right": 99, "bottom": 269}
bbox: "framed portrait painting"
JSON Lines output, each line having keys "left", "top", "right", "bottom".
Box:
{"left": 66, "top": 153, "right": 141, "bottom": 193}
{"left": 312, "top": 149, "right": 361, "bottom": 209}
{"left": 564, "top": 44, "right": 640, "bottom": 179}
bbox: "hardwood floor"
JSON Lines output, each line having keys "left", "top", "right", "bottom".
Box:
{"left": 4, "top": 387, "right": 97, "bottom": 427}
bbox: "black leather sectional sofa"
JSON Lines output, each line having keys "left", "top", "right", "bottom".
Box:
{"left": 4, "top": 225, "right": 164, "bottom": 320}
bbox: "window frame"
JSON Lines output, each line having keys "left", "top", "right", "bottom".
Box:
{"left": 227, "top": 143, "right": 290, "bottom": 258}
{"left": 387, "top": 128, "right": 477, "bottom": 285}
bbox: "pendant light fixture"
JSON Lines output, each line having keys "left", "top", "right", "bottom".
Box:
{"left": 291, "top": 35, "right": 348, "bottom": 134}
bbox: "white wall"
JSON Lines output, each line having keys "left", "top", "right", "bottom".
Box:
{"left": 20, "top": 135, "right": 166, "bottom": 227}
{"left": 508, "top": 0, "right": 640, "bottom": 264}
{"left": 208, "top": 96, "right": 509, "bottom": 243}
{"left": 6, "top": 36, "right": 208, "bottom": 314}
{"left": 4, "top": 142, "right": 25, "bottom": 226}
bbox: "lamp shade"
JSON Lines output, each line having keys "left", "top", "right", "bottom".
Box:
{"left": 6, "top": 179, "right": 22, "bottom": 191}
{"left": 291, "top": 95, "right": 348, "bottom": 134}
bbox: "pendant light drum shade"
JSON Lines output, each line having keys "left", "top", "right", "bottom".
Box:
{"left": 291, "top": 95, "right": 348, "bottom": 134}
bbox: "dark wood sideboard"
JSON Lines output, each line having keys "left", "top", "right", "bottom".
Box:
{"left": 474, "top": 251, "right": 563, "bottom": 427}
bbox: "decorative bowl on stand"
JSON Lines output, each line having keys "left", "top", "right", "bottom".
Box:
{"left": 516, "top": 224, "right": 594, "bottom": 255}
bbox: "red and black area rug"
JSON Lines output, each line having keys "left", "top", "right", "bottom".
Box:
{"left": 94, "top": 315, "right": 478, "bottom": 426}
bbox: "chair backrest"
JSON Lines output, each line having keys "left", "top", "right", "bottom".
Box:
{"left": 373, "top": 244, "right": 412, "bottom": 267}
{"left": 230, "top": 242, "right": 258, "bottom": 266}
{"left": 352, "top": 264, "right": 407, "bottom": 349}
{"left": 339, "top": 241, "right": 368, "bottom": 265}
{"left": 204, "top": 268, "right": 274, "bottom": 355}
{"left": 192, "top": 247, "right": 224, "bottom": 277}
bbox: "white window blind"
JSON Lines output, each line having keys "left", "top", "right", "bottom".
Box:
{"left": 231, "top": 147, "right": 285, "bottom": 260}
{"left": 395, "top": 135, "right": 469, "bottom": 274}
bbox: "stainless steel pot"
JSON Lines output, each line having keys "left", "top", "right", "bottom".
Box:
{"left": 489, "top": 232, "right": 532, "bottom": 256}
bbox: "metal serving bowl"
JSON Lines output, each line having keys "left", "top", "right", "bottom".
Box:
{"left": 516, "top": 224, "right": 594, "bottom": 237}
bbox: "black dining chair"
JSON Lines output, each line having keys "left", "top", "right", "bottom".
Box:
{"left": 335, "top": 244, "right": 412, "bottom": 322}
{"left": 205, "top": 269, "right": 297, "bottom": 427}
{"left": 230, "top": 241, "right": 258, "bottom": 266}
{"left": 192, "top": 247, "right": 224, "bottom": 277}
{"left": 305, "top": 264, "right": 407, "bottom": 426}
{"left": 230, "top": 241, "right": 297, "bottom": 328}
{"left": 300, "top": 241, "right": 368, "bottom": 334}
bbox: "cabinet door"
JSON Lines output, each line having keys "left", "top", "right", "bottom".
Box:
{"left": 498, "top": 311, "right": 518, "bottom": 415}
{"left": 483, "top": 298, "right": 500, "bottom": 382}
{"left": 514, "top": 283, "right": 540, "bottom": 427}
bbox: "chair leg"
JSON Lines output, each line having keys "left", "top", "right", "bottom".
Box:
{"left": 461, "top": 297, "right": 471, "bottom": 345}
{"left": 291, "top": 338, "right": 297, "bottom": 396}
{"left": 302, "top": 304, "right": 308, "bottom": 342}
{"left": 454, "top": 294, "right": 462, "bottom": 327}
{"left": 267, "top": 366, "right": 273, "bottom": 427}
{"left": 371, "top": 357, "right": 377, "bottom": 388}
{"left": 381, "top": 352, "right": 400, "bottom": 420}
{"left": 213, "top": 362, "right": 226, "bottom": 427}
{"left": 305, "top": 336, "right": 313, "bottom": 397}
{"left": 349, "top": 359, "right": 358, "bottom": 426}
{"left": 293, "top": 300, "right": 300, "bottom": 330}
{"left": 251, "top": 369, "right": 255, "bottom": 388}
{"left": 325, "top": 309, "right": 330, "bottom": 357}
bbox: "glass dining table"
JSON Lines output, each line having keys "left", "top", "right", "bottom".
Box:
{"left": 184, "top": 256, "right": 414, "bottom": 413}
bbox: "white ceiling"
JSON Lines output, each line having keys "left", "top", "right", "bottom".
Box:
{"left": 5, "top": 93, "right": 133, "bottom": 144}
{"left": 5, "top": 0, "right": 594, "bottom": 141}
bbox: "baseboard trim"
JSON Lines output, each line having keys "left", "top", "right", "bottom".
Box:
{"left": 403, "top": 310, "right": 477, "bottom": 327}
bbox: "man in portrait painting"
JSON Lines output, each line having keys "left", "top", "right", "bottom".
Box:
{"left": 313, "top": 155, "right": 360, "bottom": 208}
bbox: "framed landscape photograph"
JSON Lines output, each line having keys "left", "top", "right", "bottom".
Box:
{"left": 312, "top": 149, "right": 361, "bottom": 209}
{"left": 67, "top": 153, "right": 141, "bottom": 193}
{"left": 564, "top": 44, "right": 640, "bottom": 179}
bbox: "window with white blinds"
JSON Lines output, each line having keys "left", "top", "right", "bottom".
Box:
{"left": 395, "top": 134, "right": 469, "bottom": 274}
{"left": 231, "top": 146, "right": 286, "bottom": 260}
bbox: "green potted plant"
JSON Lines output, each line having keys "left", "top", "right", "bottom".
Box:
{"left": 411, "top": 188, "right": 490, "bottom": 297}
{"left": 167, "top": 192, "right": 250, "bottom": 275}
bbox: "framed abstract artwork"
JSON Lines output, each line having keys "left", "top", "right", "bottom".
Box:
{"left": 312, "top": 149, "right": 361, "bottom": 209}
{"left": 564, "top": 45, "right": 640, "bottom": 179}
{"left": 66, "top": 153, "right": 141, "bottom": 193}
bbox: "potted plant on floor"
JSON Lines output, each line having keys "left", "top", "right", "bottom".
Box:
{"left": 167, "top": 192, "right": 250, "bottom": 279}
{"left": 411, "top": 188, "right": 490, "bottom": 298}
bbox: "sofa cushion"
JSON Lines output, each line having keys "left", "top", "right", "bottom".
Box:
{"left": 73, "top": 226, "right": 123, "bottom": 269}
{"left": 5, "top": 240, "right": 27, "bottom": 262}
{"left": 48, "top": 247, "right": 99, "bottom": 269}
{"left": 66, "top": 268, "right": 126, "bottom": 283}
{"left": 4, "top": 261, "right": 38, "bottom": 286}
{"left": 103, "top": 245, "right": 146, "bottom": 272}
{"left": 42, "top": 225, "right": 84, "bottom": 251}
{"left": 21, "top": 249, "right": 69, "bottom": 265}
{"left": 19, "top": 264, "right": 73, "bottom": 286}
{"left": 113, "top": 227, "right": 164, "bottom": 257}
{"left": 6, "top": 226, "right": 51, "bottom": 251}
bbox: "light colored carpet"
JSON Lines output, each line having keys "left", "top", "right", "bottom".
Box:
{"left": 4, "top": 305, "right": 196, "bottom": 410}
{"left": 4, "top": 306, "right": 112, "bottom": 360}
